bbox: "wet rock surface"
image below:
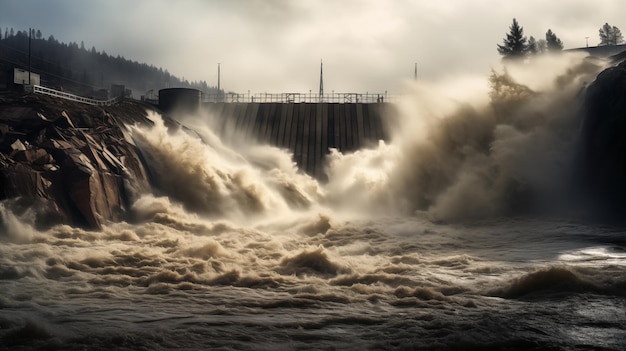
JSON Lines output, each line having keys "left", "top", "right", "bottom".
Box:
{"left": 578, "top": 57, "right": 626, "bottom": 216}
{"left": 0, "top": 91, "right": 155, "bottom": 229}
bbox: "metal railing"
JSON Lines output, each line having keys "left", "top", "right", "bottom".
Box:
{"left": 203, "top": 92, "right": 390, "bottom": 103}
{"left": 30, "top": 85, "right": 121, "bottom": 106}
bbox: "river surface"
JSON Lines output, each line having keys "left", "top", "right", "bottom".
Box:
{"left": 1, "top": 213, "right": 625, "bottom": 350}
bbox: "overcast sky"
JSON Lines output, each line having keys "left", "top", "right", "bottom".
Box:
{"left": 2, "top": 0, "right": 624, "bottom": 93}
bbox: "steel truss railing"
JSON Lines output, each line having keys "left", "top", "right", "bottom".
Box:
{"left": 202, "top": 92, "right": 390, "bottom": 103}
{"left": 30, "top": 85, "right": 121, "bottom": 106}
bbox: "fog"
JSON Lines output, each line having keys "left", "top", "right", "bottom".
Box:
{"left": 323, "top": 52, "right": 605, "bottom": 220}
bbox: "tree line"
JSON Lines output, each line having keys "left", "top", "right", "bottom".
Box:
{"left": 497, "top": 19, "right": 624, "bottom": 60}
{"left": 0, "top": 27, "right": 221, "bottom": 98}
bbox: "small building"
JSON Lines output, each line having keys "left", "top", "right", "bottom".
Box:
{"left": 12, "top": 68, "right": 40, "bottom": 87}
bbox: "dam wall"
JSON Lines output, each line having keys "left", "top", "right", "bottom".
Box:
{"left": 203, "top": 102, "right": 395, "bottom": 179}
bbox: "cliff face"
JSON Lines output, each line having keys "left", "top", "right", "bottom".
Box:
{"left": 578, "top": 58, "right": 626, "bottom": 216}
{"left": 0, "top": 92, "right": 153, "bottom": 229}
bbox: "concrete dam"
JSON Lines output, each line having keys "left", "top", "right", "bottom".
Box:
{"left": 158, "top": 88, "right": 397, "bottom": 179}
{"left": 200, "top": 102, "right": 395, "bottom": 180}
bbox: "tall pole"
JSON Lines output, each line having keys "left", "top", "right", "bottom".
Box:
{"left": 414, "top": 62, "right": 417, "bottom": 80}
{"left": 217, "top": 63, "right": 221, "bottom": 101}
{"left": 319, "top": 59, "right": 324, "bottom": 102}
{"left": 28, "top": 28, "right": 32, "bottom": 85}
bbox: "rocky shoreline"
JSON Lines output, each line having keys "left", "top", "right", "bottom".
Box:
{"left": 0, "top": 91, "right": 155, "bottom": 229}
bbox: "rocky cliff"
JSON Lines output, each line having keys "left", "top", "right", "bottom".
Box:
{"left": 578, "top": 56, "right": 626, "bottom": 217}
{"left": 0, "top": 91, "right": 154, "bottom": 229}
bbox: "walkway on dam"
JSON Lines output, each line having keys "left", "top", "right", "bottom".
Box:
{"left": 203, "top": 102, "right": 395, "bottom": 180}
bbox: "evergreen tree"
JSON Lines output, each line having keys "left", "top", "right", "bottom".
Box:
{"left": 527, "top": 36, "right": 538, "bottom": 54}
{"left": 545, "top": 29, "right": 564, "bottom": 51}
{"left": 613, "top": 27, "right": 624, "bottom": 45}
{"left": 497, "top": 18, "right": 528, "bottom": 60}
{"left": 537, "top": 39, "right": 545, "bottom": 53}
{"left": 599, "top": 23, "right": 624, "bottom": 46}
{"left": 36, "top": 29, "right": 42, "bottom": 39}
{"left": 0, "top": 27, "right": 219, "bottom": 96}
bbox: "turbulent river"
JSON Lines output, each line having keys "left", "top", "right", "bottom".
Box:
{"left": 1, "top": 54, "right": 626, "bottom": 350}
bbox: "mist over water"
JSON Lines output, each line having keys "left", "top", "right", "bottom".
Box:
{"left": 2, "top": 53, "right": 626, "bottom": 350}
{"left": 150, "top": 52, "right": 601, "bottom": 222}
{"left": 326, "top": 52, "right": 605, "bottom": 220}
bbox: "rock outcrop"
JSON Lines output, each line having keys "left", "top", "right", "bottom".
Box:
{"left": 578, "top": 56, "right": 626, "bottom": 216}
{"left": 0, "top": 91, "right": 153, "bottom": 229}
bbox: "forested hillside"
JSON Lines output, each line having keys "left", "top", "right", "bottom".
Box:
{"left": 0, "top": 28, "right": 220, "bottom": 98}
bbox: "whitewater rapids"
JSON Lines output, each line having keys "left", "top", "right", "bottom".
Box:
{"left": 1, "top": 53, "right": 625, "bottom": 350}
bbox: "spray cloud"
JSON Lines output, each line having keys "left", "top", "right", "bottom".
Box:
{"left": 325, "top": 52, "right": 605, "bottom": 221}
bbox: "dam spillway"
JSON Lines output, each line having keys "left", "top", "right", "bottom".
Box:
{"left": 202, "top": 102, "right": 394, "bottom": 180}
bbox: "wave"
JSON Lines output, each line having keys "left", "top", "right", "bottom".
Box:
{"left": 491, "top": 266, "right": 626, "bottom": 299}
{"left": 130, "top": 114, "right": 322, "bottom": 223}
{"left": 278, "top": 247, "right": 348, "bottom": 277}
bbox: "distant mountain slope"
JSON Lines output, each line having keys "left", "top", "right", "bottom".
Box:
{"left": 0, "top": 28, "right": 220, "bottom": 98}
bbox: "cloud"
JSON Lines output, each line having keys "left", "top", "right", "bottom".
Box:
{"left": 1, "top": 0, "right": 625, "bottom": 93}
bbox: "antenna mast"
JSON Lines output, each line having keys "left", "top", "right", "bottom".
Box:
{"left": 319, "top": 59, "right": 324, "bottom": 102}
{"left": 28, "top": 28, "right": 32, "bottom": 85}
{"left": 217, "top": 63, "right": 221, "bottom": 102}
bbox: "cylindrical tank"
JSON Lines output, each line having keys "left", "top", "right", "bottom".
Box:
{"left": 158, "top": 88, "right": 203, "bottom": 114}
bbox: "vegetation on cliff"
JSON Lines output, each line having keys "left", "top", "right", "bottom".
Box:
{"left": 497, "top": 19, "right": 624, "bottom": 60}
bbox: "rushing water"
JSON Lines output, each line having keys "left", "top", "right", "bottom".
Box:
{"left": 1, "top": 54, "right": 625, "bottom": 350}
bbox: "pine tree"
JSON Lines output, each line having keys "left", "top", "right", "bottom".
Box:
{"left": 614, "top": 27, "right": 625, "bottom": 45}
{"left": 599, "top": 23, "right": 624, "bottom": 46}
{"left": 527, "top": 36, "right": 538, "bottom": 54}
{"left": 545, "top": 29, "right": 564, "bottom": 51}
{"left": 497, "top": 18, "right": 529, "bottom": 60}
{"left": 537, "top": 39, "right": 547, "bottom": 53}
{"left": 0, "top": 28, "right": 219, "bottom": 95}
